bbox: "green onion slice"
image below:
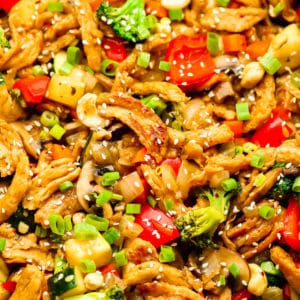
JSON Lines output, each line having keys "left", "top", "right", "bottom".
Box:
{"left": 73, "top": 223, "right": 98, "bottom": 240}
{"left": 47, "top": 1, "right": 64, "bottom": 12}
{"left": 49, "top": 213, "right": 65, "bottom": 235}
{"left": 67, "top": 46, "right": 80, "bottom": 65}
{"left": 85, "top": 214, "right": 109, "bottom": 232}
{"left": 222, "top": 178, "right": 238, "bottom": 192}
{"left": 49, "top": 124, "right": 66, "bottom": 140}
{"left": 0, "top": 238, "right": 6, "bottom": 251}
{"left": 229, "top": 263, "right": 240, "bottom": 278}
{"left": 59, "top": 181, "right": 73, "bottom": 192}
{"left": 292, "top": 176, "right": 300, "bottom": 192}
{"left": 101, "top": 171, "right": 120, "bottom": 186}
{"left": 217, "top": 0, "right": 231, "bottom": 7}
{"left": 103, "top": 227, "right": 120, "bottom": 244}
{"left": 236, "top": 102, "right": 250, "bottom": 121}
{"left": 137, "top": 52, "right": 151, "bottom": 68}
{"left": 291, "top": 72, "right": 300, "bottom": 88}
{"left": 40, "top": 110, "right": 59, "bottom": 127}
{"left": 78, "top": 259, "right": 97, "bottom": 273}
{"left": 259, "top": 53, "right": 281, "bottom": 75}
{"left": 259, "top": 205, "right": 275, "bottom": 220}
{"left": 168, "top": 9, "right": 184, "bottom": 21}
{"left": 207, "top": 32, "right": 219, "bottom": 56}
{"left": 159, "top": 245, "right": 175, "bottom": 263}
{"left": 159, "top": 60, "right": 171, "bottom": 72}
{"left": 251, "top": 153, "right": 265, "bottom": 169}
{"left": 114, "top": 249, "right": 128, "bottom": 267}
{"left": 100, "top": 59, "right": 119, "bottom": 77}
{"left": 125, "top": 203, "right": 141, "bottom": 215}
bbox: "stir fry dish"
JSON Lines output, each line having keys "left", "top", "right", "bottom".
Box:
{"left": 1, "top": 0, "right": 300, "bottom": 299}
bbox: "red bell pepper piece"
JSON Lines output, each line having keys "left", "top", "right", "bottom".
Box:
{"left": 251, "top": 107, "right": 293, "bottom": 147}
{"left": 102, "top": 37, "right": 128, "bottom": 63}
{"left": 223, "top": 34, "right": 247, "bottom": 53}
{"left": 135, "top": 204, "right": 180, "bottom": 248}
{"left": 99, "top": 263, "right": 120, "bottom": 277}
{"left": 296, "top": 7, "right": 300, "bottom": 23}
{"left": 161, "top": 157, "right": 182, "bottom": 176}
{"left": 232, "top": 288, "right": 253, "bottom": 300}
{"left": 224, "top": 120, "right": 244, "bottom": 138}
{"left": 282, "top": 198, "right": 300, "bottom": 252}
{"left": 165, "top": 35, "right": 215, "bottom": 92}
{"left": 2, "top": 281, "right": 16, "bottom": 293}
{"left": 0, "top": 0, "right": 19, "bottom": 12}
{"left": 13, "top": 76, "right": 50, "bottom": 104}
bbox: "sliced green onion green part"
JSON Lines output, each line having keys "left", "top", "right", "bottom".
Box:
{"left": 0, "top": 26, "right": 10, "bottom": 48}
{"left": 159, "top": 245, "right": 175, "bottom": 263}
{"left": 35, "top": 225, "right": 47, "bottom": 238}
{"left": 222, "top": 178, "right": 238, "bottom": 192}
{"left": 47, "top": 1, "right": 64, "bottom": 12}
{"left": 103, "top": 227, "right": 120, "bottom": 244}
{"left": 73, "top": 223, "right": 98, "bottom": 240}
{"left": 259, "top": 205, "right": 275, "bottom": 220}
{"left": 85, "top": 65, "right": 95, "bottom": 75}
{"left": 64, "top": 215, "right": 73, "bottom": 232}
{"left": 236, "top": 102, "right": 250, "bottom": 121}
{"left": 207, "top": 32, "right": 219, "bottom": 55}
{"left": 273, "top": 2, "right": 284, "bottom": 15}
{"left": 145, "top": 14, "right": 158, "bottom": 29}
{"left": 114, "top": 249, "right": 128, "bottom": 267}
{"left": 95, "top": 190, "right": 112, "bottom": 206}
{"left": 40, "top": 110, "right": 59, "bottom": 127}
{"left": 137, "top": 52, "right": 151, "bottom": 68}
{"left": 259, "top": 53, "right": 281, "bottom": 75}
{"left": 49, "top": 213, "right": 65, "bottom": 235}
{"left": 137, "top": 25, "right": 151, "bottom": 41}
{"left": 260, "top": 261, "right": 282, "bottom": 276}
{"left": 49, "top": 124, "right": 66, "bottom": 140}
{"left": 217, "top": 0, "right": 231, "bottom": 7}
{"left": 242, "top": 142, "right": 258, "bottom": 153}
{"left": 159, "top": 60, "right": 171, "bottom": 72}
{"left": 292, "top": 176, "right": 300, "bottom": 192}
{"left": 59, "top": 181, "right": 73, "bottom": 192}
{"left": 147, "top": 195, "right": 157, "bottom": 208}
{"left": 125, "top": 203, "right": 141, "bottom": 215}
{"left": 101, "top": 171, "right": 120, "bottom": 186}
{"left": 251, "top": 153, "right": 265, "bottom": 168}
{"left": 54, "top": 255, "right": 68, "bottom": 274}
{"left": 141, "top": 95, "right": 167, "bottom": 115}
{"left": 78, "top": 259, "right": 97, "bottom": 273}
{"left": 32, "top": 65, "right": 46, "bottom": 76}
{"left": 100, "top": 59, "right": 119, "bottom": 77}
{"left": 67, "top": 46, "right": 80, "bottom": 65}
{"left": 85, "top": 214, "right": 109, "bottom": 232}
{"left": 168, "top": 9, "right": 183, "bottom": 21}
{"left": 254, "top": 173, "right": 266, "bottom": 187}
{"left": 0, "top": 238, "right": 6, "bottom": 251}
{"left": 59, "top": 61, "right": 74, "bottom": 75}
{"left": 163, "top": 198, "right": 174, "bottom": 211}
{"left": 219, "top": 274, "right": 226, "bottom": 286}
{"left": 0, "top": 73, "right": 4, "bottom": 85}
{"left": 229, "top": 263, "right": 240, "bottom": 278}
{"left": 291, "top": 72, "right": 300, "bottom": 88}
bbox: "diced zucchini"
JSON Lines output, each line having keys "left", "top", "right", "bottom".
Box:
{"left": 64, "top": 233, "right": 112, "bottom": 268}
{"left": 53, "top": 51, "right": 67, "bottom": 73}
{"left": 46, "top": 74, "right": 85, "bottom": 108}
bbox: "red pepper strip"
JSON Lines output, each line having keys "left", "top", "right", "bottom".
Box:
{"left": 2, "top": 281, "right": 17, "bottom": 293}
{"left": 0, "top": 0, "right": 19, "bottom": 12}
{"left": 232, "top": 288, "right": 253, "bottom": 300}
{"left": 135, "top": 204, "right": 180, "bottom": 248}
{"left": 161, "top": 157, "right": 182, "bottom": 176}
{"left": 100, "top": 263, "right": 120, "bottom": 277}
{"left": 282, "top": 198, "right": 300, "bottom": 252}
{"left": 13, "top": 76, "right": 50, "bottom": 104}
{"left": 296, "top": 7, "right": 300, "bottom": 23}
{"left": 223, "top": 34, "right": 247, "bottom": 53}
{"left": 145, "top": 0, "right": 168, "bottom": 18}
{"left": 102, "top": 37, "right": 128, "bottom": 63}
{"left": 224, "top": 120, "right": 244, "bottom": 138}
{"left": 250, "top": 107, "right": 293, "bottom": 147}
{"left": 165, "top": 35, "right": 215, "bottom": 92}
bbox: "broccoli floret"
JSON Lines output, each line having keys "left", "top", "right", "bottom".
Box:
{"left": 96, "top": 0, "right": 152, "bottom": 43}
{"left": 105, "top": 286, "right": 124, "bottom": 300}
{"left": 267, "top": 175, "right": 294, "bottom": 201}
{"left": 175, "top": 183, "right": 241, "bottom": 249}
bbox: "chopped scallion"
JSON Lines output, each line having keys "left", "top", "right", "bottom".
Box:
{"left": 251, "top": 153, "right": 265, "bottom": 168}
{"left": 291, "top": 72, "right": 300, "bottom": 88}
{"left": 59, "top": 181, "right": 73, "bottom": 192}
{"left": 73, "top": 223, "right": 98, "bottom": 240}
{"left": 137, "top": 52, "right": 151, "bottom": 68}
{"left": 59, "top": 61, "right": 74, "bottom": 75}
{"left": 67, "top": 46, "right": 80, "bottom": 65}
{"left": 35, "top": 225, "right": 47, "bottom": 238}
{"left": 101, "top": 171, "right": 120, "bottom": 186}
{"left": 49, "top": 213, "right": 65, "bottom": 235}
{"left": 114, "top": 249, "right": 128, "bottom": 267}
{"left": 236, "top": 102, "right": 250, "bottom": 121}
{"left": 229, "top": 263, "right": 240, "bottom": 278}
{"left": 292, "top": 176, "right": 300, "bottom": 192}
{"left": 95, "top": 190, "right": 112, "bottom": 205}
{"left": 159, "top": 245, "right": 175, "bottom": 263}
{"left": 242, "top": 142, "right": 258, "bottom": 153}
{"left": 259, "top": 205, "right": 275, "bottom": 220}
{"left": 78, "top": 259, "right": 96, "bottom": 273}
{"left": 49, "top": 124, "right": 66, "bottom": 140}
{"left": 254, "top": 173, "right": 266, "bottom": 187}
{"left": 273, "top": 2, "right": 284, "bottom": 15}
{"left": 64, "top": 215, "right": 73, "bottom": 232}
{"left": 54, "top": 255, "right": 67, "bottom": 274}
{"left": 125, "top": 203, "right": 141, "bottom": 215}
{"left": 260, "top": 261, "right": 282, "bottom": 276}
{"left": 206, "top": 32, "right": 219, "bottom": 55}
{"left": 163, "top": 198, "right": 174, "bottom": 211}
{"left": 0, "top": 73, "right": 4, "bottom": 85}
{"left": 0, "top": 238, "right": 6, "bottom": 251}
{"left": 168, "top": 9, "right": 183, "bottom": 21}
{"left": 259, "top": 53, "right": 281, "bottom": 75}
{"left": 47, "top": 1, "right": 64, "bottom": 12}
{"left": 217, "top": 0, "right": 231, "bottom": 7}
{"left": 85, "top": 214, "right": 109, "bottom": 231}
{"left": 222, "top": 178, "right": 238, "bottom": 192}
{"left": 103, "top": 227, "right": 120, "bottom": 244}
{"left": 159, "top": 60, "right": 171, "bottom": 72}
{"left": 100, "top": 59, "right": 119, "bottom": 77}
{"left": 40, "top": 110, "right": 59, "bottom": 127}
{"left": 32, "top": 65, "right": 46, "bottom": 76}
{"left": 141, "top": 95, "right": 167, "bottom": 115}
{"left": 219, "top": 274, "right": 226, "bottom": 286}
{"left": 147, "top": 195, "right": 157, "bottom": 208}
{"left": 145, "top": 14, "right": 158, "bottom": 29}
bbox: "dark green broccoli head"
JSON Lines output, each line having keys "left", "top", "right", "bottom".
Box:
{"left": 96, "top": 0, "right": 152, "bottom": 43}
{"left": 106, "top": 286, "right": 124, "bottom": 300}
{"left": 267, "top": 175, "right": 294, "bottom": 201}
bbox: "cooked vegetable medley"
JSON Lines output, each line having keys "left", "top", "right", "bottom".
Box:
{"left": 1, "top": 0, "right": 300, "bottom": 299}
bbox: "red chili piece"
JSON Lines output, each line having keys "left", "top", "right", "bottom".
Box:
{"left": 102, "top": 37, "right": 128, "bottom": 63}
{"left": 0, "top": 0, "right": 19, "bottom": 12}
